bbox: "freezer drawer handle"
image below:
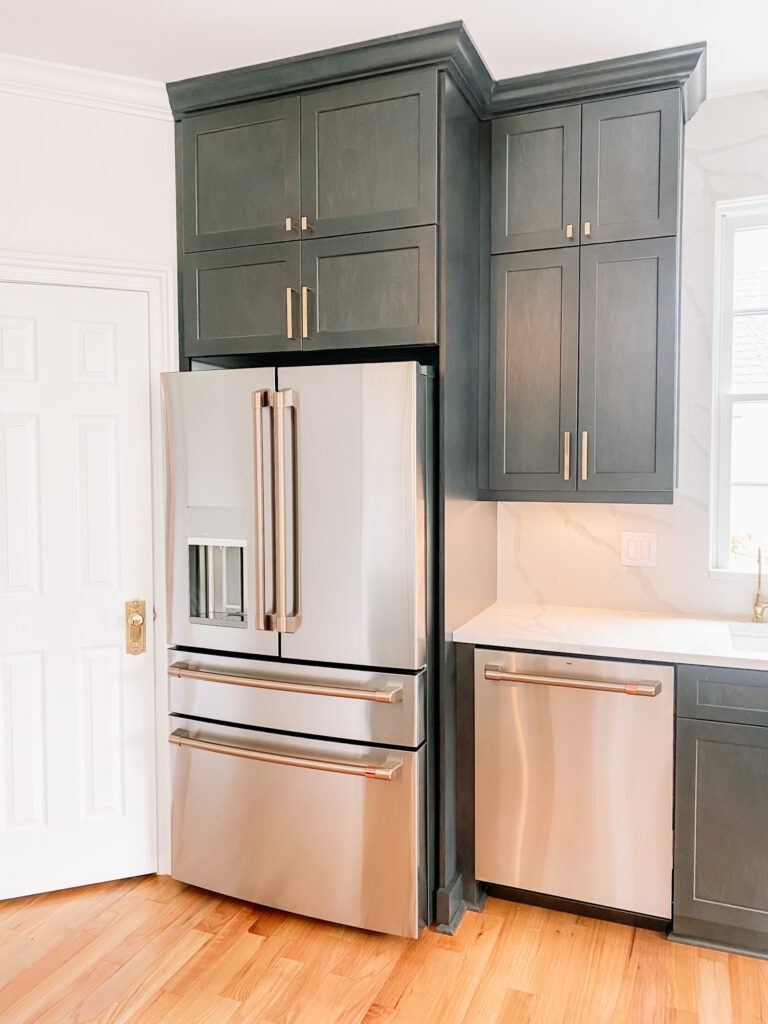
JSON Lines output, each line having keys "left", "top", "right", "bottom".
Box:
{"left": 484, "top": 665, "right": 661, "bottom": 697}
{"left": 168, "top": 730, "right": 402, "bottom": 780}
{"left": 168, "top": 663, "right": 403, "bottom": 703}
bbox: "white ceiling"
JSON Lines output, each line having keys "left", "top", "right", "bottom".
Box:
{"left": 2, "top": 0, "right": 767, "bottom": 96}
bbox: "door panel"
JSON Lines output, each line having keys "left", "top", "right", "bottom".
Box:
{"left": 278, "top": 362, "right": 426, "bottom": 670}
{"left": 170, "top": 718, "right": 425, "bottom": 937}
{"left": 181, "top": 96, "right": 301, "bottom": 251}
{"left": 581, "top": 90, "right": 681, "bottom": 244}
{"left": 489, "top": 249, "right": 579, "bottom": 492}
{"left": 674, "top": 718, "right": 768, "bottom": 948}
{"left": 300, "top": 228, "right": 437, "bottom": 350}
{"left": 300, "top": 70, "right": 438, "bottom": 238}
{"left": 578, "top": 238, "right": 677, "bottom": 494}
{"left": 163, "top": 367, "right": 279, "bottom": 659}
{"left": 491, "top": 105, "right": 581, "bottom": 253}
{"left": 183, "top": 243, "right": 301, "bottom": 357}
{"left": 0, "top": 283, "right": 156, "bottom": 899}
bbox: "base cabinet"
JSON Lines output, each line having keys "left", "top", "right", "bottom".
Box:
{"left": 673, "top": 665, "right": 768, "bottom": 955}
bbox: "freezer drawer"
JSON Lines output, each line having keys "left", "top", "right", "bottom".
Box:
{"left": 170, "top": 718, "right": 426, "bottom": 938}
{"left": 475, "top": 649, "right": 674, "bottom": 918}
{"left": 168, "top": 651, "right": 425, "bottom": 747}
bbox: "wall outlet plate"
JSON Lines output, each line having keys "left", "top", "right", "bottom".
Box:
{"left": 621, "top": 531, "right": 657, "bottom": 567}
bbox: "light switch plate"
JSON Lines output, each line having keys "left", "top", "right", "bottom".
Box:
{"left": 621, "top": 532, "right": 657, "bottom": 567}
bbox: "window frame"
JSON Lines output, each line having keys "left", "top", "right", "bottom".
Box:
{"left": 711, "top": 196, "right": 768, "bottom": 573}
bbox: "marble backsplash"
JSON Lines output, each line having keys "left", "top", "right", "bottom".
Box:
{"left": 497, "top": 89, "right": 768, "bottom": 619}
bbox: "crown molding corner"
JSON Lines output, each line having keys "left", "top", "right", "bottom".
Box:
{"left": 0, "top": 51, "right": 172, "bottom": 121}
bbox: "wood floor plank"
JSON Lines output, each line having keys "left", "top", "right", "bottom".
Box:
{"left": 0, "top": 877, "right": 765, "bottom": 1024}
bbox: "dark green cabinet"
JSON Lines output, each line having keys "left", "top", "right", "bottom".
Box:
{"left": 183, "top": 243, "right": 301, "bottom": 357}
{"left": 578, "top": 238, "right": 677, "bottom": 495}
{"left": 490, "top": 89, "right": 681, "bottom": 254}
{"left": 674, "top": 664, "right": 768, "bottom": 956}
{"left": 489, "top": 249, "right": 578, "bottom": 491}
{"left": 300, "top": 70, "right": 437, "bottom": 239}
{"left": 490, "top": 106, "right": 581, "bottom": 254}
{"left": 181, "top": 97, "right": 301, "bottom": 252}
{"left": 485, "top": 237, "right": 677, "bottom": 501}
{"left": 581, "top": 90, "right": 681, "bottom": 244}
{"left": 184, "top": 229, "right": 436, "bottom": 357}
{"left": 180, "top": 70, "right": 437, "bottom": 256}
{"left": 301, "top": 227, "right": 437, "bottom": 350}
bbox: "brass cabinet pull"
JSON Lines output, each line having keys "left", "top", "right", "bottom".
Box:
{"left": 566, "top": 224, "right": 574, "bottom": 239}
{"left": 125, "top": 599, "right": 146, "bottom": 655}
{"left": 584, "top": 221, "right": 592, "bottom": 237}
{"left": 285, "top": 287, "right": 295, "bottom": 340}
{"left": 563, "top": 431, "right": 571, "bottom": 481}
{"left": 581, "top": 430, "right": 589, "bottom": 481}
{"left": 484, "top": 666, "right": 660, "bottom": 697}
{"left": 169, "top": 730, "right": 402, "bottom": 780}
{"left": 252, "top": 391, "right": 270, "bottom": 630}
{"left": 168, "top": 664, "right": 403, "bottom": 703}
{"left": 300, "top": 215, "right": 310, "bottom": 231}
{"left": 301, "top": 286, "right": 310, "bottom": 340}
{"left": 285, "top": 216, "right": 294, "bottom": 232}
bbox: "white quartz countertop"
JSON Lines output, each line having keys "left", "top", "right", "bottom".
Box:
{"left": 452, "top": 602, "right": 768, "bottom": 670}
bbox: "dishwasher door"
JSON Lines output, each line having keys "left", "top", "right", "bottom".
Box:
{"left": 475, "top": 648, "right": 674, "bottom": 918}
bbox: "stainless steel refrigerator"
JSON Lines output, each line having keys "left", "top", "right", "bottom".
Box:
{"left": 162, "top": 360, "right": 430, "bottom": 937}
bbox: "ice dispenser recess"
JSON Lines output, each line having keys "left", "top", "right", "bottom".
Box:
{"left": 187, "top": 507, "right": 247, "bottom": 628}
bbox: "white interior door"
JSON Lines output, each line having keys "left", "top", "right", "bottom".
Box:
{"left": 0, "top": 281, "right": 157, "bottom": 898}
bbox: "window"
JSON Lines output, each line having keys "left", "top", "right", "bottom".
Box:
{"left": 713, "top": 198, "right": 768, "bottom": 570}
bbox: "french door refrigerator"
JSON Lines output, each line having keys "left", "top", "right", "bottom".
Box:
{"left": 162, "top": 361, "right": 430, "bottom": 937}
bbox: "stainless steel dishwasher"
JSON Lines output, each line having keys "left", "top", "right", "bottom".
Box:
{"left": 474, "top": 648, "right": 674, "bottom": 919}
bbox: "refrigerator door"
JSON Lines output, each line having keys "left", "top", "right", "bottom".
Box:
{"left": 162, "top": 367, "right": 278, "bottom": 657}
{"left": 278, "top": 362, "right": 427, "bottom": 670}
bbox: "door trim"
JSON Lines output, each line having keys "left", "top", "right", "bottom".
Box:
{"left": 0, "top": 248, "right": 177, "bottom": 875}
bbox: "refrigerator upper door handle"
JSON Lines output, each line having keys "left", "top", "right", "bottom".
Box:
{"left": 268, "top": 388, "right": 302, "bottom": 633}
{"left": 252, "top": 390, "right": 272, "bottom": 631}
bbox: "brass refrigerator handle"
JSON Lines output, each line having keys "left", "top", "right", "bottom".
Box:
{"left": 301, "top": 286, "right": 310, "bottom": 340}
{"left": 268, "top": 389, "right": 301, "bottom": 633}
{"left": 251, "top": 391, "right": 270, "bottom": 630}
{"left": 563, "top": 431, "right": 571, "bottom": 481}
{"left": 484, "top": 665, "right": 661, "bottom": 697}
{"left": 168, "top": 663, "right": 403, "bottom": 703}
{"left": 169, "top": 730, "right": 403, "bottom": 781}
{"left": 581, "top": 430, "right": 589, "bottom": 481}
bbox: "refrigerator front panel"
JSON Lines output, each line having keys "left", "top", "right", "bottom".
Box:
{"left": 278, "top": 362, "right": 427, "bottom": 670}
{"left": 163, "top": 367, "right": 279, "bottom": 657}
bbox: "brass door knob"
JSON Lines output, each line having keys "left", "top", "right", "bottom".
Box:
{"left": 129, "top": 612, "right": 144, "bottom": 628}
{"left": 125, "top": 599, "right": 147, "bottom": 655}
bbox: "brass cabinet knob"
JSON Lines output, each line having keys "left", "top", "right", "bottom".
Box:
{"left": 300, "top": 215, "right": 310, "bottom": 231}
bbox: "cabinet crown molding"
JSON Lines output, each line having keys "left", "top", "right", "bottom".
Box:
{"left": 165, "top": 24, "right": 706, "bottom": 123}
{"left": 0, "top": 51, "right": 171, "bottom": 120}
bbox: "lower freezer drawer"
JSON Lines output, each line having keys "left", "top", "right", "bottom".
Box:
{"left": 169, "top": 718, "right": 426, "bottom": 938}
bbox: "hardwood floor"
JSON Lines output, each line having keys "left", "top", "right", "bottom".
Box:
{"left": 1, "top": 876, "right": 766, "bottom": 1023}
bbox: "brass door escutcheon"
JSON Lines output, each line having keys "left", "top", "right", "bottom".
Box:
{"left": 125, "top": 599, "right": 146, "bottom": 655}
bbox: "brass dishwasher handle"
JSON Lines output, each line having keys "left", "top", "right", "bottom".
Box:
{"left": 484, "top": 665, "right": 661, "bottom": 697}
{"left": 169, "top": 731, "right": 402, "bottom": 781}
{"left": 168, "top": 664, "right": 403, "bottom": 703}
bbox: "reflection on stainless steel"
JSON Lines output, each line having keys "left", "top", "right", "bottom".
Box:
{"left": 170, "top": 717, "right": 425, "bottom": 938}
{"left": 168, "top": 652, "right": 425, "bottom": 747}
{"left": 475, "top": 649, "right": 674, "bottom": 918}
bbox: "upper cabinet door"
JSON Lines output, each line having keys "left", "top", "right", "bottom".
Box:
{"left": 489, "top": 249, "right": 579, "bottom": 492}
{"left": 578, "top": 237, "right": 678, "bottom": 496}
{"left": 300, "top": 227, "right": 437, "bottom": 350}
{"left": 181, "top": 96, "right": 301, "bottom": 252}
{"left": 580, "top": 90, "right": 681, "bottom": 244}
{"left": 300, "top": 70, "right": 438, "bottom": 239}
{"left": 183, "top": 242, "right": 301, "bottom": 357}
{"left": 490, "top": 106, "right": 581, "bottom": 254}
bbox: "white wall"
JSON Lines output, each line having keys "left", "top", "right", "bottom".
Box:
{"left": 0, "top": 61, "right": 175, "bottom": 265}
{"left": 497, "top": 89, "right": 768, "bottom": 618}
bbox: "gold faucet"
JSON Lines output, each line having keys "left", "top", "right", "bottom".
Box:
{"left": 754, "top": 547, "right": 767, "bottom": 622}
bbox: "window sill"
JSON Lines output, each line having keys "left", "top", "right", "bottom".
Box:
{"left": 709, "top": 567, "right": 758, "bottom": 581}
